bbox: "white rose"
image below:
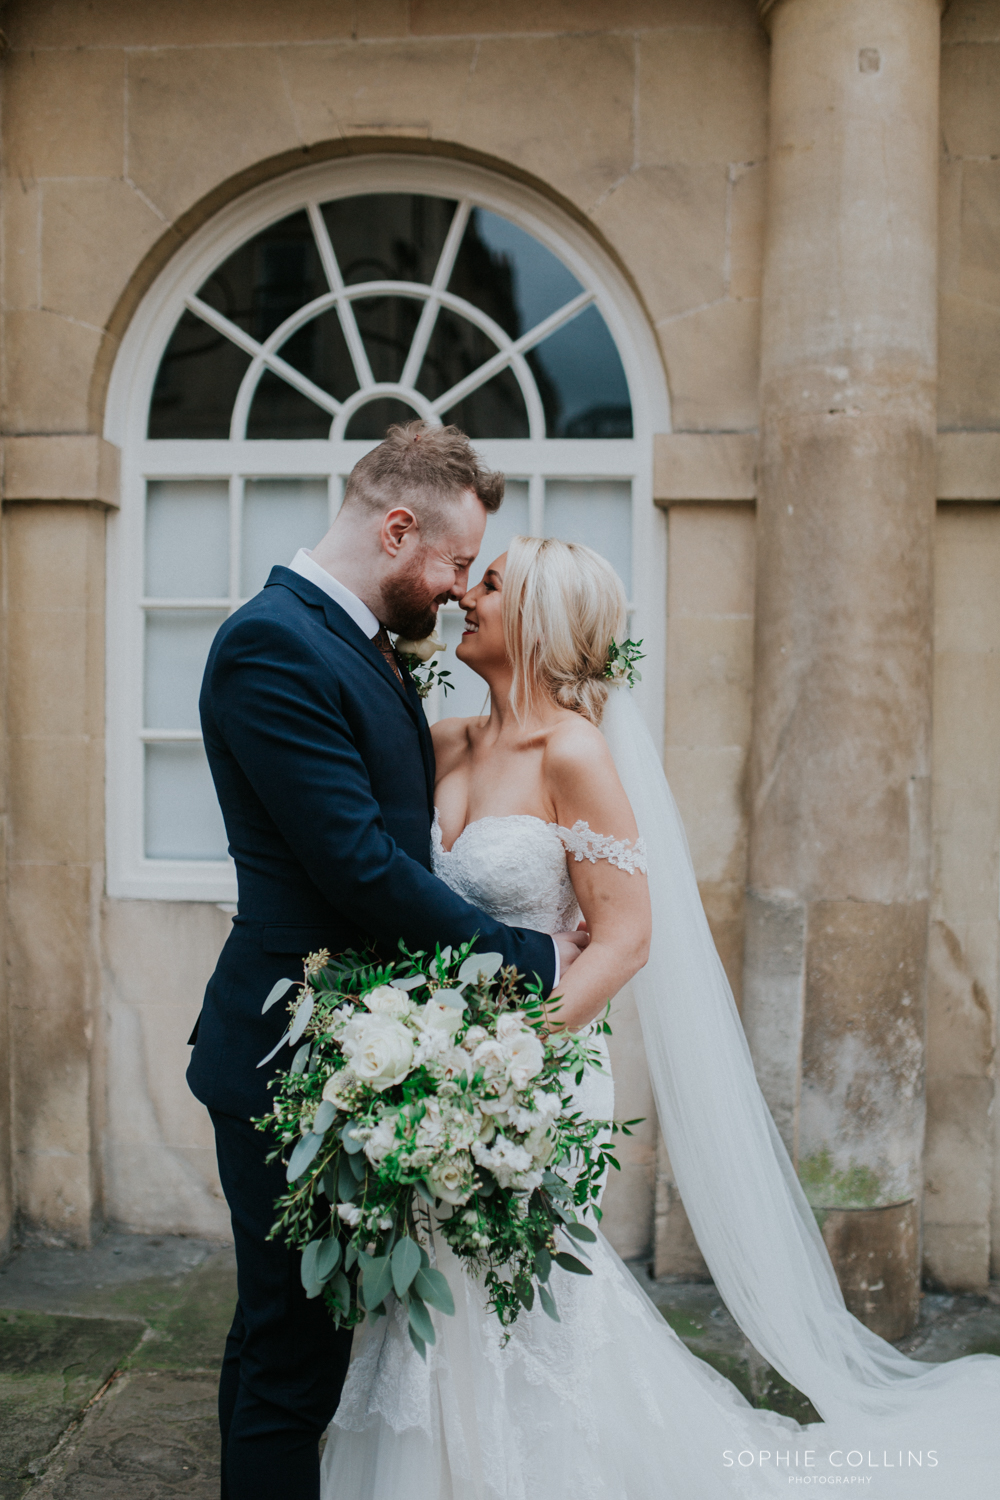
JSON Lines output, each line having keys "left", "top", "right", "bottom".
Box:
{"left": 394, "top": 631, "right": 445, "bottom": 663}
{"left": 415, "top": 999, "right": 464, "bottom": 1036}
{"left": 361, "top": 984, "right": 414, "bottom": 1021}
{"left": 415, "top": 1098, "right": 445, "bottom": 1146}
{"left": 433, "top": 1046, "right": 471, "bottom": 1083}
{"left": 461, "top": 1025, "right": 488, "bottom": 1051}
{"left": 337, "top": 1203, "right": 362, "bottom": 1226}
{"left": 321, "top": 1068, "right": 357, "bottom": 1108}
{"left": 506, "top": 1029, "right": 545, "bottom": 1090}
{"left": 427, "top": 1153, "right": 473, "bottom": 1206}
{"left": 496, "top": 1011, "right": 528, "bottom": 1042}
{"left": 524, "top": 1124, "right": 556, "bottom": 1168}
{"left": 471, "top": 1039, "right": 508, "bottom": 1075}
{"left": 363, "top": 1114, "right": 399, "bottom": 1165}
{"left": 343, "top": 1016, "right": 415, "bottom": 1091}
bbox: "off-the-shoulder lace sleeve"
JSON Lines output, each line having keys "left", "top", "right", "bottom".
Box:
{"left": 552, "top": 819, "right": 648, "bottom": 875}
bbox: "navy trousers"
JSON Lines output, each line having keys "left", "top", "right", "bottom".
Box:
{"left": 212, "top": 1111, "right": 353, "bottom": 1500}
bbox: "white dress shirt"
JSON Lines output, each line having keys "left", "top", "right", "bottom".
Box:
{"left": 285, "top": 549, "right": 561, "bottom": 986}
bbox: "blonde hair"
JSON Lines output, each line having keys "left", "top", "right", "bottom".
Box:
{"left": 501, "top": 536, "right": 627, "bottom": 725}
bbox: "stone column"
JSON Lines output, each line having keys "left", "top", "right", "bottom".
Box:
{"left": 744, "top": 0, "right": 942, "bottom": 1338}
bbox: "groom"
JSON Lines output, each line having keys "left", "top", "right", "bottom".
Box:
{"left": 188, "top": 422, "right": 587, "bottom": 1500}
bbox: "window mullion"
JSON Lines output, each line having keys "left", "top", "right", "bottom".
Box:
{"left": 307, "top": 201, "right": 374, "bottom": 391}
{"left": 229, "top": 474, "right": 243, "bottom": 618}
{"left": 399, "top": 198, "right": 471, "bottom": 390}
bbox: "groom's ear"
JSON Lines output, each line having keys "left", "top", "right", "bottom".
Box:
{"left": 381, "top": 507, "right": 419, "bottom": 557}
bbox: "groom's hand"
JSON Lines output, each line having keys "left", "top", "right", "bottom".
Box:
{"left": 554, "top": 923, "right": 590, "bottom": 973}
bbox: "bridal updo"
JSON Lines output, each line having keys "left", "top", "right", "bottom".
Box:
{"left": 501, "top": 536, "right": 627, "bottom": 726}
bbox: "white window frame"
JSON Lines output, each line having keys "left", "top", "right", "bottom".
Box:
{"left": 105, "top": 156, "right": 670, "bottom": 902}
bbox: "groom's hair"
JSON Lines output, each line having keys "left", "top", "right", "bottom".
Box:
{"left": 341, "top": 421, "right": 504, "bottom": 534}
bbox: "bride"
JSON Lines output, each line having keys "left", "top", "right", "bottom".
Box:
{"left": 322, "top": 537, "right": 1000, "bottom": 1498}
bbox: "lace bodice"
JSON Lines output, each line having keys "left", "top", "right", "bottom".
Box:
{"left": 430, "top": 812, "right": 647, "bottom": 937}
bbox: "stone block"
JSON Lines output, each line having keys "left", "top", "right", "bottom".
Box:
{"left": 6, "top": 605, "right": 101, "bottom": 743}
{"left": 958, "top": 160, "right": 1000, "bottom": 311}
{"left": 664, "top": 744, "right": 747, "bottom": 883}
{"left": 638, "top": 28, "right": 768, "bottom": 166}
{"left": 741, "top": 889, "right": 806, "bottom": 1158}
{"left": 698, "top": 878, "right": 746, "bottom": 1006}
{"left": 2, "top": 435, "right": 121, "bottom": 507}
{"left": 922, "top": 1221, "right": 990, "bottom": 1293}
{"left": 666, "top": 501, "right": 756, "bottom": 615}
{"left": 939, "top": 294, "right": 1000, "bottom": 430}
{"left": 728, "top": 160, "right": 765, "bottom": 300}
{"left": 3, "top": 502, "right": 106, "bottom": 616}
{"left": 657, "top": 296, "right": 761, "bottom": 430}
{"left": 923, "top": 1075, "right": 993, "bottom": 1227}
{"left": 40, "top": 179, "right": 163, "bottom": 331}
{"left": 355, "top": 0, "right": 410, "bottom": 37}
{"left": 126, "top": 48, "right": 299, "bottom": 223}
{"left": 6, "top": 0, "right": 354, "bottom": 48}
{"left": 411, "top": 0, "right": 761, "bottom": 33}
{"left": 279, "top": 40, "right": 475, "bottom": 146}
{"left": 926, "top": 919, "right": 998, "bottom": 1079}
{"left": 941, "top": 37, "right": 1000, "bottom": 157}
{"left": 666, "top": 616, "right": 754, "bottom": 748}
{"left": 594, "top": 165, "right": 728, "bottom": 322}
{"left": 820, "top": 1200, "right": 920, "bottom": 1340}
{"left": 937, "top": 432, "right": 1000, "bottom": 501}
{"left": 655, "top": 435, "right": 757, "bottom": 502}
{"left": 942, "top": 2, "right": 1000, "bottom": 43}
{"left": 1, "top": 311, "right": 103, "bottom": 435}
{"left": 2, "top": 47, "right": 124, "bottom": 179}
{"left": 2, "top": 175, "right": 40, "bottom": 312}
{"left": 654, "top": 1136, "right": 710, "bottom": 1280}
{"left": 601, "top": 981, "right": 657, "bottom": 1261}
{"left": 456, "top": 35, "right": 635, "bottom": 211}
{"left": 7, "top": 737, "right": 97, "bottom": 865}
{"left": 938, "top": 156, "right": 963, "bottom": 299}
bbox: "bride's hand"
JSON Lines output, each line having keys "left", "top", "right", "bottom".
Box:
{"left": 554, "top": 926, "right": 591, "bottom": 974}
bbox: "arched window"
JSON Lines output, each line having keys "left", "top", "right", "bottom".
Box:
{"left": 106, "top": 159, "right": 667, "bottom": 901}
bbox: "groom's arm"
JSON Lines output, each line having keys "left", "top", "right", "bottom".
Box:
{"left": 203, "top": 615, "right": 557, "bottom": 992}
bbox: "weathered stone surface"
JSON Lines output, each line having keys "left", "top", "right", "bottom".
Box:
{"left": 411, "top": 0, "right": 762, "bottom": 33}
{"left": 1, "top": 49, "right": 125, "bottom": 180}
{"left": 1, "top": 312, "right": 103, "bottom": 435}
{"left": 5, "top": 0, "right": 354, "bottom": 48}
{"left": 637, "top": 27, "right": 769, "bottom": 166}
{"left": 657, "top": 297, "right": 761, "bottom": 430}
{"left": 940, "top": 31, "right": 1000, "bottom": 157}
{"left": 819, "top": 1200, "right": 920, "bottom": 1343}
{"left": 653, "top": 433, "right": 757, "bottom": 502}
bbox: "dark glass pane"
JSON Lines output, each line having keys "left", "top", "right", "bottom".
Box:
{"left": 148, "top": 310, "right": 252, "bottom": 438}
{"left": 345, "top": 398, "right": 422, "bottom": 441}
{"left": 321, "top": 194, "right": 457, "bottom": 288}
{"left": 448, "top": 207, "right": 582, "bottom": 339}
{"left": 353, "top": 296, "right": 422, "bottom": 384}
{"left": 440, "top": 368, "right": 529, "bottom": 439}
{"left": 278, "top": 307, "right": 357, "bottom": 403}
{"left": 246, "top": 372, "right": 331, "bottom": 440}
{"left": 532, "top": 304, "right": 632, "bottom": 438}
{"left": 197, "top": 209, "right": 326, "bottom": 342}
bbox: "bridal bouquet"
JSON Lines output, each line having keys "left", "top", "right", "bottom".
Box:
{"left": 254, "top": 941, "right": 634, "bottom": 1357}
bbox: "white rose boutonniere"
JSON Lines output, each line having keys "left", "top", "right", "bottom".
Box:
{"left": 392, "top": 631, "right": 453, "bottom": 699}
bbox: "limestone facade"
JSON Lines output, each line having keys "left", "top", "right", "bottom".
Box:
{"left": 0, "top": 0, "right": 996, "bottom": 1322}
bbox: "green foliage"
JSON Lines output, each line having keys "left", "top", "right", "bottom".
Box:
{"left": 797, "top": 1148, "right": 887, "bottom": 1210}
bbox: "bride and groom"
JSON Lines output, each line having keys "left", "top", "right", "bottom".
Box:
{"left": 189, "top": 422, "right": 999, "bottom": 1499}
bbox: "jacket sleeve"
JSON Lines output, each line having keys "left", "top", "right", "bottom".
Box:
{"left": 203, "top": 613, "right": 557, "bottom": 992}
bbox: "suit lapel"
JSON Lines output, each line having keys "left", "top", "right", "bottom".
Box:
{"left": 266, "top": 567, "right": 436, "bottom": 813}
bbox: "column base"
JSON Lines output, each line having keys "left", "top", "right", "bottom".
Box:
{"left": 819, "top": 1200, "right": 920, "bottom": 1340}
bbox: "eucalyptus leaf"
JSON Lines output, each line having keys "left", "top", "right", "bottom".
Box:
{"left": 438, "top": 946, "right": 452, "bottom": 969}
{"left": 328, "top": 1269, "right": 350, "bottom": 1315}
{"left": 457, "top": 951, "right": 503, "bottom": 984}
{"left": 389, "top": 974, "right": 426, "bottom": 992}
{"left": 290, "top": 1044, "right": 311, "bottom": 1076}
{"left": 406, "top": 1293, "right": 436, "bottom": 1346}
{"left": 345, "top": 1242, "right": 358, "bottom": 1271}
{"left": 408, "top": 1324, "right": 427, "bottom": 1361}
{"left": 534, "top": 1247, "right": 552, "bottom": 1282}
{"left": 288, "top": 990, "right": 315, "bottom": 1047}
{"left": 315, "top": 1236, "right": 342, "bottom": 1281}
{"left": 320, "top": 1167, "right": 338, "bottom": 1200}
{"left": 391, "top": 1237, "right": 422, "bottom": 1298}
{"left": 348, "top": 1148, "right": 366, "bottom": 1182}
{"left": 538, "top": 1283, "right": 560, "bottom": 1322}
{"left": 413, "top": 1266, "right": 455, "bottom": 1316}
{"left": 256, "top": 1029, "right": 290, "bottom": 1069}
{"left": 312, "top": 1099, "right": 336, "bottom": 1134}
{"left": 261, "top": 977, "right": 296, "bottom": 1015}
{"left": 341, "top": 1120, "right": 365, "bottom": 1154}
{"left": 338, "top": 1152, "right": 358, "bottom": 1201}
{"left": 516, "top": 1279, "right": 535, "bottom": 1312}
{"left": 413, "top": 1179, "right": 435, "bottom": 1207}
{"left": 565, "top": 1222, "right": 597, "bottom": 1243}
{"left": 360, "top": 1254, "right": 393, "bottom": 1312}
{"left": 434, "top": 988, "right": 467, "bottom": 1011}
{"left": 286, "top": 1131, "right": 324, "bottom": 1183}
{"left": 300, "top": 1239, "right": 325, "bottom": 1298}
{"left": 553, "top": 1251, "right": 592, "bottom": 1276}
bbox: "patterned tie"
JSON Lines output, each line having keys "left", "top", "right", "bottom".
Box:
{"left": 373, "top": 625, "right": 404, "bottom": 684}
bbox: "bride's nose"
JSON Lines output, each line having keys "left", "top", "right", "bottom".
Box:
{"left": 459, "top": 583, "right": 477, "bottom": 610}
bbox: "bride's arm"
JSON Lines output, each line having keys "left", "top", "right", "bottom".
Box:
{"left": 541, "top": 720, "right": 652, "bottom": 1032}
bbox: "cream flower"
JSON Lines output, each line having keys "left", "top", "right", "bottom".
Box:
{"left": 342, "top": 1015, "right": 415, "bottom": 1091}
{"left": 471, "top": 1038, "right": 508, "bottom": 1075}
{"left": 361, "top": 984, "right": 414, "bottom": 1021}
{"left": 506, "top": 1029, "right": 545, "bottom": 1090}
{"left": 337, "top": 1203, "right": 362, "bottom": 1226}
{"left": 362, "top": 1113, "right": 399, "bottom": 1165}
{"left": 427, "top": 1153, "right": 473, "bottom": 1206}
{"left": 321, "top": 1068, "right": 357, "bottom": 1108}
{"left": 394, "top": 630, "right": 445, "bottom": 663}
{"left": 415, "top": 998, "right": 464, "bottom": 1036}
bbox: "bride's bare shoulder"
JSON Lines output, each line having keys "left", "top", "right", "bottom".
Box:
{"left": 541, "top": 714, "right": 617, "bottom": 789}
{"left": 430, "top": 715, "right": 480, "bottom": 774}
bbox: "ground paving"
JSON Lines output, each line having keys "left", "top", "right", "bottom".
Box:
{"left": 1, "top": 1233, "right": 998, "bottom": 1498}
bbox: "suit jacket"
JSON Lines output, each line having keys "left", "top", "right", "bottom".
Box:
{"left": 187, "top": 565, "right": 556, "bottom": 1120}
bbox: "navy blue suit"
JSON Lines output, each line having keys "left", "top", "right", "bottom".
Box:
{"left": 188, "top": 565, "right": 555, "bottom": 1499}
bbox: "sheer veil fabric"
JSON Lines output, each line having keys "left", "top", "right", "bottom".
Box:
{"left": 601, "top": 685, "right": 1000, "bottom": 1478}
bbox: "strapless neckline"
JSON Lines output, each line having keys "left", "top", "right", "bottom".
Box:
{"left": 431, "top": 809, "right": 553, "bottom": 858}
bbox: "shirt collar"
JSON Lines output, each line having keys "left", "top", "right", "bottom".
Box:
{"left": 288, "top": 549, "right": 380, "bottom": 640}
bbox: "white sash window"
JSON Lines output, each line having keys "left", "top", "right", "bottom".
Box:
{"left": 106, "top": 160, "right": 667, "bottom": 900}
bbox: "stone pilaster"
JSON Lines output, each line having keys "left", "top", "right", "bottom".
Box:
{"left": 744, "top": 0, "right": 942, "bottom": 1338}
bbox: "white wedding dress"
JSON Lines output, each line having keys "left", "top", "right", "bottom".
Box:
{"left": 321, "top": 690, "right": 1000, "bottom": 1498}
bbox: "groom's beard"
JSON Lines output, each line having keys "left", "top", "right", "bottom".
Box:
{"left": 381, "top": 559, "right": 443, "bottom": 640}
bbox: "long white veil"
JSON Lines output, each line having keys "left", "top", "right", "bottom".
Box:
{"left": 601, "top": 685, "right": 1000, "bottom": 1447}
